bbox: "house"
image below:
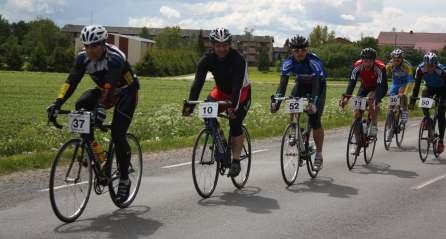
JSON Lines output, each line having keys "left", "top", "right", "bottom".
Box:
{"left": 62, "top": 24, "right": 274, "bottom": 65}
{"left": 378, "top": 31, "right": 446, "bottom": 52}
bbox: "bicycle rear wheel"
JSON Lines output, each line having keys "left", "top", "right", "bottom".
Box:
{"left": 418, "top": 118, "right": 430, "bottom": 162}
{"left": 192, "top": 128, "right": 219, "bottom": 198}
{"left": 49, "top": 139, "right": 92, "bottom": 223}
{"left": 432, "top": 119, "right": 440, "bottom": 158}
{"left": 280, "top": 123, "right": 301, "bottom": 185}
{"left": 347, "top": 120, "right": 361, "bottom": 170}
{"left": 383, "top": 112, "right": 394, "bottom": 150}
{"left": 109, "top": 134, "right": 143, "bottom": 208}
{"left": 364, "top": 134, "right": 377, "bottom": 165}
{"left": 231, "top": 126, "right": 252, "bottom": 189}
{"left": 305, "top": 131, "right": 319, "bottom": 178}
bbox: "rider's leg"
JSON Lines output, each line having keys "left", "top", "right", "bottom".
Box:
{"left": 111, "top": 90, "right": 138, "bottom": 181}
{"left": 228, "top": 95, "right": 251, "bottom": 176}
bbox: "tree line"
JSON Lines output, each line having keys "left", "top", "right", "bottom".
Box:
{"left": 274, "top": 25, "right": 446, "bottom": 78}
{"left": 0, "top": 15, "right": 74, "bottom": 72}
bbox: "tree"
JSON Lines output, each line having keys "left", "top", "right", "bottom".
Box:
{"left": 10, "top": 20, "right": 29, "bottom": 43}
{"left": 28, "top": 44, "right": 48, "bottom": 71}
{"left": 257, "top": 47, "right": 270, "bottom": 72}
{"left": 1, "top": 35, "right": 23, "bottom": 70}
{"left": 139, "top": 26, "right": 151, "bottom": 39}
{"left": 357, "top": 36, "right": 378, "bottom": 50}
{"left": 309, "top": 25, "right": 323, "bottom": 48}
{"left": 197, "top": 29, "right": 206, "bottom": 55}
{"left": 327, "top": 30, "right": 336, "bottom": 42}
{"left": 155, "top": 26, "right": 182, "bottom": 49}
{"left": 0, "top": 15, "right": 10, "bottom": 43}
{"left": 309, "top": 25, "right": 332, "bottom": 48}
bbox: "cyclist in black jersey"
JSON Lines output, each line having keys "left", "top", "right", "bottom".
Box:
{"left": 47, "top": 25, "right": 139, "bottom": 204}
{"left": 183, "top": 28, "right": 251, "bottom": 177}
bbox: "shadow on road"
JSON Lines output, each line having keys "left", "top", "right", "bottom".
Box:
{"left": 286, "top": 176, "right": 359, "bottom": 198}
{"left": 423, "top": 157, "right": 446, "bottom": 165}
{"left": 351, "top": 162, "right": 418, "bottom": 178}
{"left": 54, "top": 205, "right": 162, "bottom": 239}
{"left": 387, "top": 145, "right": 418, "bottom": 153}
{"left": 198, "top": 186, "right": 280, "bottom": 214}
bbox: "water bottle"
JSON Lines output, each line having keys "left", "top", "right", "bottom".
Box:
{"left": 362, "top": 121, "right": 368, "bottom": 134}
{"left": 91, "top": 141, "right": 106, "bottom": 164}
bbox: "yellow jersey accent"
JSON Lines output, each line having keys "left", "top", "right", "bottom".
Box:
{"left": 57, "top": 83, "right": 70, "bottom": 99}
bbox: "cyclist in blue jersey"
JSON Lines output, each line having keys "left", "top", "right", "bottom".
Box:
{"left": 270, "top": 35, "right": 327, "bottom": 171}
{"left": 410, "top": 52, "right": 446, "bottom": 154}
{"left": 386, "top": 48, "right": 414, "bottom": 125}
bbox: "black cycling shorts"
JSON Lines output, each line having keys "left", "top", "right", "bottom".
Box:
{"left": 290, "top": 82, "right": 326, "bottom": 129}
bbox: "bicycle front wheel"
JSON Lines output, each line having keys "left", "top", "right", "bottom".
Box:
{"left": 49, "top": 139, "right": 92, "bottom": 223}
{"left": 418, "top": 119, "right": 430, "bottom": 162}
{"left": 231, "top": 125, "right": 252, "bottom": 189}
{"left": 280, "top": 123, "right": 301, "bottom": 185}
{"left": 347, "top": 120, "right": 361, "bottom": 170}
{"left": 192, "top": 128, "right": 219, "bottom": 198}
{"left": 109, "top": 134, "right": 143, "bottom": 208}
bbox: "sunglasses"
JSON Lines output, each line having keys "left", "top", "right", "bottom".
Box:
{"left": 84, "top": 42, "right": 102, "bottom": 49}
{"left": 292, "top": 48, "right": 307, "bottom": 52}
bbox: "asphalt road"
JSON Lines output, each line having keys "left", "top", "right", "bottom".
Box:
{"left": 1, "top": 120, "right": 446, "bottom": 239}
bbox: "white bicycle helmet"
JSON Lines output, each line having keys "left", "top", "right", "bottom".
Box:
{"left": 80, "top": 25, "right": 108, "bottom": 45}
{"left": 209, "top": 28, "right": 232, "bottom": 43}
{"left": 423, "top": 52, "right": 438, "bottom": 65}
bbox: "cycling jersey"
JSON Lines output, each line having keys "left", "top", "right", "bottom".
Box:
{"left": 386, "top": 59, "right": 414, "bottom": 95}
{"left": 189, "top": 48, "right": 250, "bottom": 111}
{"left": 276, "top": 52, "right": 326, "bottom": 100}
{"left": 412, "top": 62, "right": 446, "bottom": 99}
{"left": 346, "top": 59, "right": 387, "bottom": 102}
{"left": 57, "top": 43, "right": 139, "bottom": 108}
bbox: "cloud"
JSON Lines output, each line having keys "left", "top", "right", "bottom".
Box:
{"left": 160, "top": 5, "right": 180, "bottom": 19}
{"left": 128, "top": 16, "right": 166, "bottom": 28}
{"left": 1, "top": 0, "right": 65, "bottom": 21}
{"left": 414, "top": 16, "right": 446, "bottom": 33}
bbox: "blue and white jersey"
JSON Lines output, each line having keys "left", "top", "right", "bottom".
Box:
{"left": 281, "top": 53, "right": 327, "bottom": 84}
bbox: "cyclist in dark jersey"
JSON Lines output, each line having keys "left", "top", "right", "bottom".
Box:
{"left": 47, "top": 25, "right": 139, "bottom": 203}
{"left": 410, "top": 52, "right": 446, "bottom": 154}
{"left": 339, "top": 48, "right": 388, "bottom": 137}
{"left": 183, "top": 28, "right": 251, "bottom": 177}
{"left": 270, "top": 35, "right": 327, "bottom": 171}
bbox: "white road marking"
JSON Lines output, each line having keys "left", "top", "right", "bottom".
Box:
{"left": 161, "top": 149, "right": 270, "bottom": 169}
{"left": 38, "top": 181, "right": 89, "bottom": 192}
{"left": 413, "top": 174, "right": 446, "bottom": 190}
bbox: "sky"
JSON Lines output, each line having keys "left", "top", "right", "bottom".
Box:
{"left": 1, "top": 0, "right": 446, "bottom": 46}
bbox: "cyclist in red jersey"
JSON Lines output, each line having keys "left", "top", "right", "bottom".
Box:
{"left": 339, "top": 48, "right": 388, "bottom": 136}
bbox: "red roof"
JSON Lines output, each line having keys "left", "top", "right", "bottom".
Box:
{"left": 378, "top": 32, "right": 446, "bottom": 52}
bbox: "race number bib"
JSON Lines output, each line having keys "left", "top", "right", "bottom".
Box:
{"left": 68, "top": 112, "right": 91, "bottom": 134}
{"left": 284, "top": 98, "right": 305, "bottom": 113}
{"left": 198, "top": 102, "right": 218, "bottom": 118}
{"left": 388, "top": 95, "right": 400, "bottom": 106}
{"left": 351, "top": 97, "right": 367, "bottom": 110}
{"left": 419, "top": 98, "right": 434, "bottom": 109}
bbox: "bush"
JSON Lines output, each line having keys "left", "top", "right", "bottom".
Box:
{"left": 312, "top": 42, "right": 361, "bottom": 78}
{"left": 135, "top": 48, "right": 199, "bottom": 77}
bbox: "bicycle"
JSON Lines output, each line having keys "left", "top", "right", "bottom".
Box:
{"left": 185, "top": 100, "right": 251, "bottom": 198}
{"left": 48, "top": 109, "right": 142, "bottom": 223}
{"left": 383, "top": 95, "right": 406, "bottom": 150}
{"left": 345, "top": 96, "right": 377, "bottom": 170}
{"left": 417, "top": 97, "right": 441, "bottom": 162}
{"left": 274, "top": 96, "right": 319, "bottom": 186}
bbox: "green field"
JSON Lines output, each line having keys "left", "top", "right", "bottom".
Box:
{"left": 0, "top": 70, "right": 422, "bottom": 174}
